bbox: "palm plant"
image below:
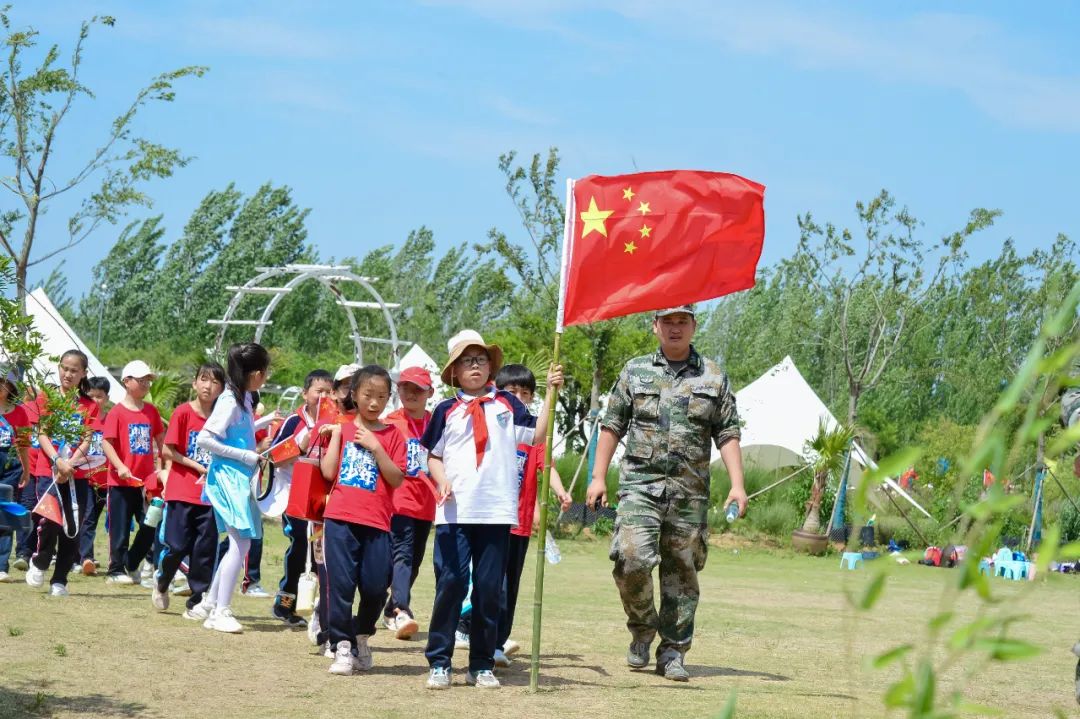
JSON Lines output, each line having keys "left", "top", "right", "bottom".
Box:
{"left": 146, "top": 369, "right": 185, "bottom": 421}
{"left": 800, "top": 420, "right": 857, "bottom": 535}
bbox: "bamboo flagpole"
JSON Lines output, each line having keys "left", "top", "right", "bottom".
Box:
{"left": 530, "top": 177, "right": 575, "bottom": 693}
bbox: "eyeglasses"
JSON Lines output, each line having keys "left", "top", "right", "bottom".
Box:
{"left": 455, "top": 355, "right": 490, "bottom": 368}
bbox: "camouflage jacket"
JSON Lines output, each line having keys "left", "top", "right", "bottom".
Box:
{"left": 600, "top": 345, "right": 740, "bottom": 502}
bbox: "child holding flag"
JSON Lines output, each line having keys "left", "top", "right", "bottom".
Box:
{"left": 152, "top": 362, "right": 225, "bottom": 616}
{"left": 381, "top": 366, "right": 436, "bottom": 640}
{"left": 101, "top": 360, "right": 165, "bottom": 585}
{"left": 196, "top": 343, "right": 272, "bottom": 634}
{"left": 421, "top": 330, "right": 561, "bottom": 690}
{"left": 26, "top": 350, "right": 99, "bottom": 595}
{"left": 319, "top": 365, "right": 407, "bottom": 676}
{"left": 268, "top": 368, "right": 334, "bottom": 627}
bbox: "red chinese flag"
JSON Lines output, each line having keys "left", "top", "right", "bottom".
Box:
{"left": 269, "top": 436, "right": 302, "bottom": 464}
{"left": 317, "top": 396, "right": 338, "bottom": 425}
{"left": 560, "top": 171, "right": 765, "bottom": 326}
{"left": 33, "top": 491, "right": 63, "bottom": 526}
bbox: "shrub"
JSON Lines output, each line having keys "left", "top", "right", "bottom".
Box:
{"left": 749, "top": 503, "right": 800, "bottom": 538}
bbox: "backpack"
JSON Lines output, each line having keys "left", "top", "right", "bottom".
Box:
{"left": 920, "top": 546, "right": 942, "bottom": 567}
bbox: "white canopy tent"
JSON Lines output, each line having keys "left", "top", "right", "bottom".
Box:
{"left": 392, "top": 343, "right": 445, "bottom": 412}
{"left": 710, "top": 355, "right": 931, "bottom": 519}
{"left": 24, "top": 288, "right": 124, "bottom": 404}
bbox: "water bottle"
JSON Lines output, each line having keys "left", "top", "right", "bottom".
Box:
{"left": 296, "top": 571, "right": 317, "bottom": 617}
{"left": 725, "top": 501, "right": 740, "bottom": 523}
{"left": 144, "top": 497, "right": 165, "bottom": 528}
{"left": 544, "top": 532, "right": 562, "bottom": 565}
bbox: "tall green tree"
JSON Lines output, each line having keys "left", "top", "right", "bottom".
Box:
{"left": 0, "top": 10, "right": 204, "bottom": 308}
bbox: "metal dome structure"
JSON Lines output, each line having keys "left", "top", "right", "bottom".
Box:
{"left": 208, "top": 264, "right": 404, "bottom": 364}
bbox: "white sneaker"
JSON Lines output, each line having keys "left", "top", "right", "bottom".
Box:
{"left": 183, "top": 601, "right": 212, "bottom": 621}
{"left": 203, "top": 606, "right": 243, "bottom": 634}
{"left": 171, "top": 580, "right": 192, "bottom": 596}
{"left": 502, "top": 639, "right": 521, "bottom": 656}
{"left": 12, "top": 557, "right": 28, "bottom": 571}
{"left": 393, "top": 613, "right": 419, "bottom": 640}
{"left": 25, "top": 563, "right": 45, "bottom": 588}
{"left": 355, "top": 635, "right": 373, "bottom": 671}
{"left": 322, "top": 642, "right": 334, "bottom": 659}
{"left": 427, "top": 667, "right": 451, "bottom": 690}
{"left": 243, "top": 583, "right": 271, "bottom": 598}
{"left": 140, "top": 577, "right": 155, "bottom": 589}
{"left": 49, "top": 583, "right": 69, "bottom": 597}
{"left": 307, "top": 611, "right": 321, "bottom": 646}
{"left": 382, "top": 614, "right": 396, "bottom": 631}
{"left": 152, "top": 584, "right": 169, "bottom": 611}
{"left": 455, "top": 630, "right": 470, "bottom": 649}
{"left": 494, "top": 649, "right": 511, "bottom": 668}
{"left": 465, "top": 669, "right": 500, "bottom": 688}
{"left": 140, "top": 560, "right": 154, "bottom": 581}
{"left": 105, "top": 573, "right": 134, "bottom": 585}
{"left": 329, "top": 641, "right": 356, "bottom": 676}
{"left": 0, "top": 570, "right": 12, "bottom": 583}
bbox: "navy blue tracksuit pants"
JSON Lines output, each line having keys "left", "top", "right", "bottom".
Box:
{"left": 384, "top": 514, "right": 432, "bottom": 619}
{"left": 107, "top": 485, "right": 155, "bottom": 576}
{"left": 0, "top": 448, "right": 23, "bottom": 572}
{"left": 79, "top": 483, "right": 107, "bottom": 562}
{"left": 323, "top": 518, "right": 391, "bottom": 649}
{"left": 157, "top": 501, "right": 217, "bottom": 608}
{"left": 426, "top": 524, "right": 510, "bottom": 673}
{"left": 30, "top": 476, "right": 88, "bottom": 586}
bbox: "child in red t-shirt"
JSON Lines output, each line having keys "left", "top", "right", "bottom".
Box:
{"left": 0, "top": 369, "right": 34, "bottom": 582}
{"left": 25, "top": 350, "right": 99, "bottom": 595}
{"left": 101, "top": 360, "right": 165, "bottom": 584}
{"left": 320, "top": 365, "right": 406, "bottom": 676}
{"left": 77, "top": 375, "right": 112, "bottom": 575}
{"left": 381, "top": 366, "right": 437, "bottom": 640}
{"left": 153, "top": 362, "right": 225, "bottom": 616}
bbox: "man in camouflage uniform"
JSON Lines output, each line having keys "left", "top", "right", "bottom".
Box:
{"left": 587, "top": 305, "right": 746, "bottom": 682}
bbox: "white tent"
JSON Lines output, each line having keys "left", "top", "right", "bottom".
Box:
{"left": 393, "top": 343, "right": 445, "bottom": 412}
{"left": 711, "top": 355, "right": 930, "bottom": 518}
{"left": 24, "top": 288, "right": 124, "bottom": 404}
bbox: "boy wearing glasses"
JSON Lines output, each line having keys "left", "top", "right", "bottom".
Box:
{"left": 101, "top": 360, "right": 165, "bottom": 584}
{"left": 420, "top": 330, "right": 561, "bottom": 690}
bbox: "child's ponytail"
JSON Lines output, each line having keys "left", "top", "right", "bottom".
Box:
{"left": 225, "top": 343, "right": 270, "bottom": 411}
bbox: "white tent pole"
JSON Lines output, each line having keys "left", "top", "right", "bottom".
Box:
{"left": 747, "top": 465, "right": 810, "bottom": 501}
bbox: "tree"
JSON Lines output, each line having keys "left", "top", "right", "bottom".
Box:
{"left": 0, "top": 9, "right": 205, "bottom": 309}
{"left": 800, "top": 420, "right": 856, "bottom": 535}
{"left": 786, "top": 190, "right": 998, "bottom": 426}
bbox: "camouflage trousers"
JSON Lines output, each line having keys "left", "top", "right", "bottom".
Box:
{"left": 609, "top": 490, "right": 709, "bottom": 662}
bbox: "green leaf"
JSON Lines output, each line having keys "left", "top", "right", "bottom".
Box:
{"left": 712, "top": 690, "right": 736, "bottom": 719}
{"left": 928, "top": 612, "right": 954, "bottom": 632}
{"left": 859, "top": 571, "right": 887, "bottom": 610}
{"left": 883, "top": 672, "right": 915, "bottom": 708}
{"left": 1035, "top": 524, "right": 1061, "bottom": 576}
{"left": 1058, "top": 541, "right": 1080, "bottom": 559}
{"left": 872, "top": 644, "right": 913, "bottom": 669}
{"left": 974, "top": 637, "right": 1042, "bottom": 662}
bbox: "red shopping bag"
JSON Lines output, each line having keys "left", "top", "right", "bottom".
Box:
{"left": 286, "top": 457, "right": 329, "bottom": 522}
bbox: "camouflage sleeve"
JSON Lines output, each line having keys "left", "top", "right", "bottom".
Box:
{"left": 600, "top": 365, "right": 633, "bottom": 439}
{"left": 712, "top": 373, "right": 741, "bottom": 448}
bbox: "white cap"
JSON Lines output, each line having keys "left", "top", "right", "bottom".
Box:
{"left": 334, "top": 363, "right": 362, "bottom": 382}
{"left": 120, "top": 360, "right": 155, "bottom": 381}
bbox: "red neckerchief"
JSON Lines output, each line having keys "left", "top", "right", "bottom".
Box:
{"left": 457, "top": 385, "right": 495, "bottom": 468}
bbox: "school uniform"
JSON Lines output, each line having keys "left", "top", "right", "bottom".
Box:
{"left": 103, "top": 401, "right": 163, "bottom": 576}
{"left": 421, "top": 386, "right": 536, "bottom": 673}
{"left": 156, "top": 402, "right": 217, "bottom": 608}
{"left": 271, "top": 406, "right": 318, "bottom": 611}
{"left": 323, "top": 422, "right": 406, "bottom": 649}
{"left": 382, "top": 408, "right": 434, "bottom": 620}
{"left": 30, "top": 393, "right": 99, "bottom": 586}
{"left": 0, "top": 404, "right": 33, "bottom": 572}
{"left": 78, "top": 422, "right": 109, "bottom": 562}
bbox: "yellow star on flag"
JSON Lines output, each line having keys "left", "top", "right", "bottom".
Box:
{"left": 622, "top": 187, "right": 635, "bottom": 201}
{"left": 623, "top": 240, "right": 637, "bottom": 254}
{"left": 580, "top": 196, "right": 614, "bottom": 238}
{"left": 639, "top": 225, "right": 652, "bottom": 238}
{"left": 637, "top": 201, "right": 651, "bottom": 215}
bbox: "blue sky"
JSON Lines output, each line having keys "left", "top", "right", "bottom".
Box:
{"left": 22, "top": 1, "right": 1080, "bottom": 301}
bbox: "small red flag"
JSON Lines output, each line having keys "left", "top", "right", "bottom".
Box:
{"left": 268, "top": 436, "right": 302, "bottom": 464}
{"left": 317, "top": 396, "right": 338, "bottom": 425}
{"left": 33, "top": 491, "right": 63, "bottom": 526}
{"left": 560, "top": 171, "right": 765, "bottom": 327}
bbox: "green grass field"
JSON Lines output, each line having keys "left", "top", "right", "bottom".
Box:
{"left": 1, "top": 530, "right": 1076, "bottom": 718}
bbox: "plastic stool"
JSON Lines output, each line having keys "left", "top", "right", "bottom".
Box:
{"left": 840, "top": 552, "right": 864, "bottom": 570}
{"left": 978, "top": 559, "right": 991, "bottom": 576}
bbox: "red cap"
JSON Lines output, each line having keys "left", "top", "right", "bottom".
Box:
{"left": 397, "top": 366, "right": 433, "bottom": 390}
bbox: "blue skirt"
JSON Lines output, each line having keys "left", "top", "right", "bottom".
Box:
{"left": 203, "top": 459, "right": 262, "bottom": 540}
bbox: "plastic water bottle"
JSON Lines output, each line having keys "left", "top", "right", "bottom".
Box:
{"left": 544, "top": 533, "right": 562, "bottom": 565}
{"left": 725, "top": 501, "right": 740, "bottom": 523}
{"left": 144, "top": 497, "right": 165, "bottom": 528}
